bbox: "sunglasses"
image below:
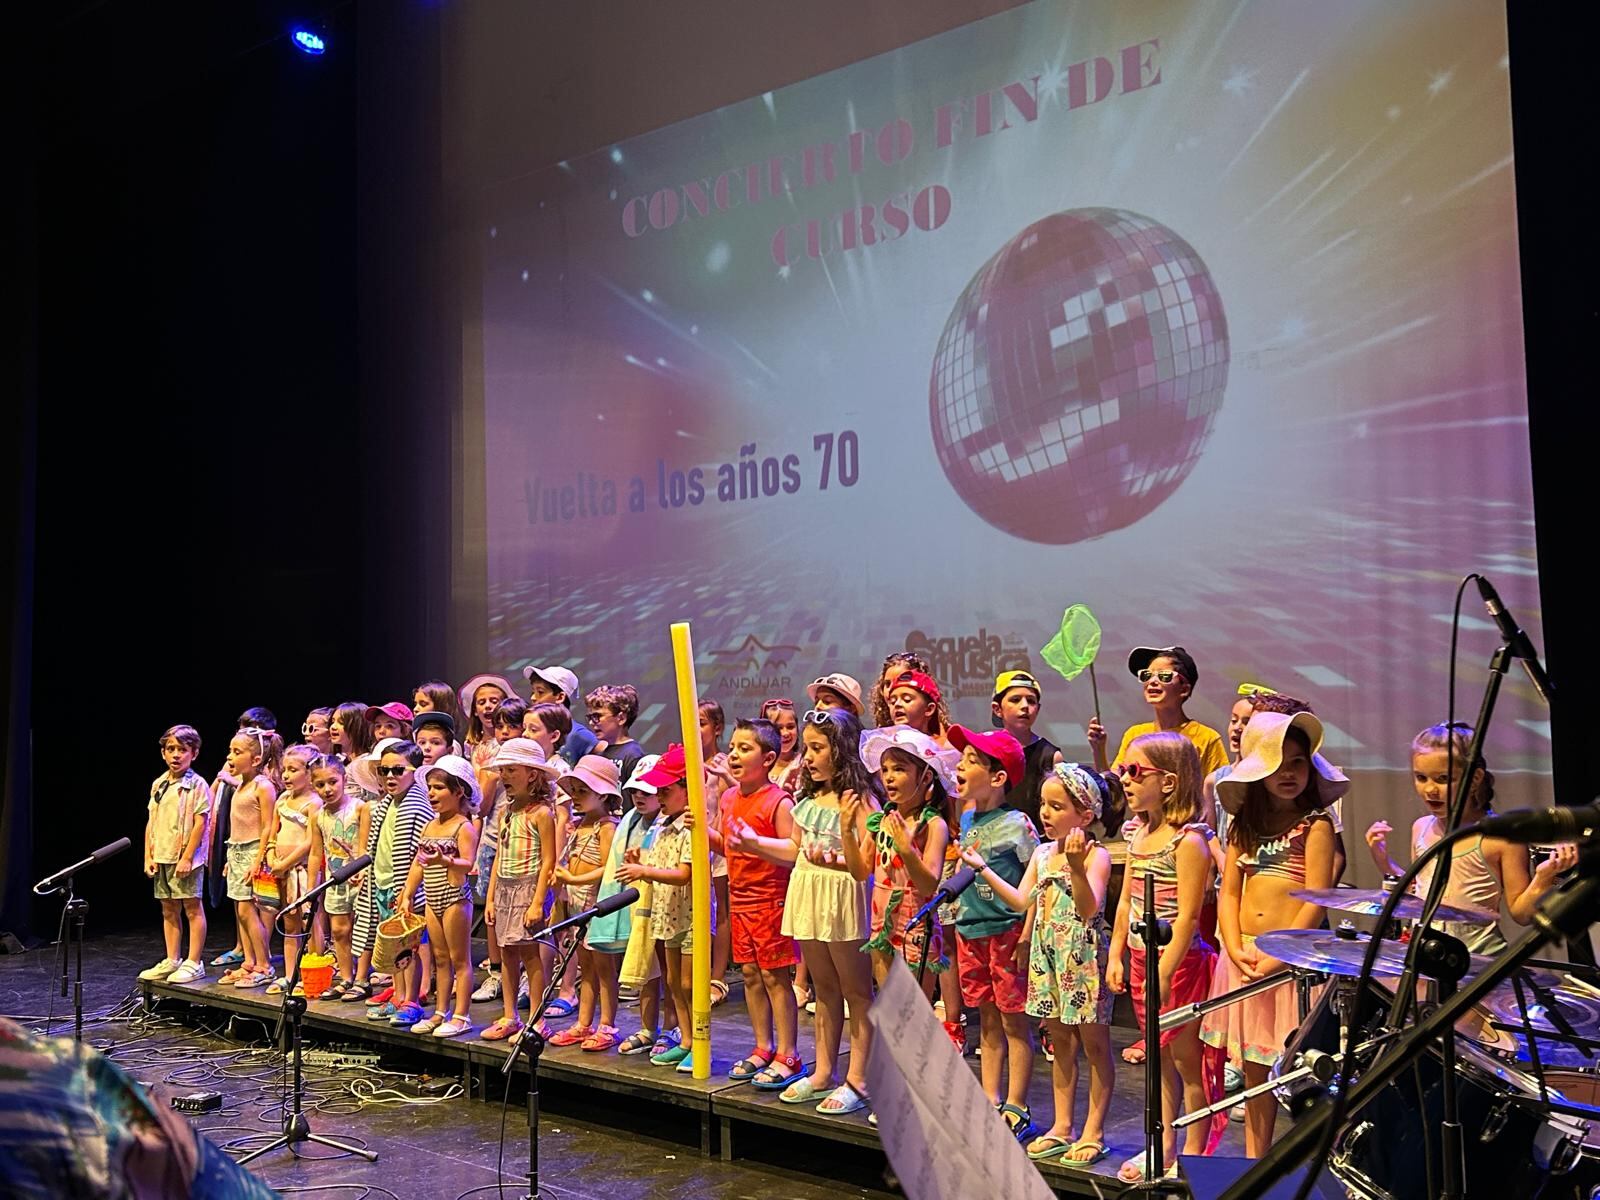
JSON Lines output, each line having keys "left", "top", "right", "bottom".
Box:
{"left": 1236, "top": 682, "right": 1274, "bottom": 698}
{"left": 1136, "top": 669, "right": 1180, "bottom": 684}
{"left": 761, "top": 698, "right": 795, "bottom": 712}
{"left": 1117, "top": 761, "right": 1172, "bottom": 782}
{"left": 802, "top": 709, "right": 840, "bottom": 726}
{"left": 377, "top": 764, "right": 409, "bottom": 777}
{"left": 301, "top": 722, "right": 325, "bottom": 735}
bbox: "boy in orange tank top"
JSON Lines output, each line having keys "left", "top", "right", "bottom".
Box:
{"left": 698, "top": 719, "right": 802, "bottom": 1085}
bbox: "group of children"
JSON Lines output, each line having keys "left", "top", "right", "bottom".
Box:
{"left": 141, "top": 649, "right": 1578, "bottom": 1180}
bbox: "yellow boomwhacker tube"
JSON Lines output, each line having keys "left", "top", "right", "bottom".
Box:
{"left": 670, "top": 621, "right": 713, "bottom": 1079}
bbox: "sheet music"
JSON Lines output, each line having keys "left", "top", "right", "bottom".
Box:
{"left": 865, "top": 958, "right": 1056, "bottom": 1200}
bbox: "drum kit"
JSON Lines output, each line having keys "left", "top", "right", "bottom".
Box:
{"left": 1177, "top": 886, "right": 1600, "bottom": 1199}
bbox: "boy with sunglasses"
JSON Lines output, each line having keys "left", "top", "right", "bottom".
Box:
{"left": 1087, "top": 646, "right": 1227, "bottom": 780}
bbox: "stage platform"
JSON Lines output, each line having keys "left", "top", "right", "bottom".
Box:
{"left": 141, "top": 968, "right": 1229, "bottom": 1195}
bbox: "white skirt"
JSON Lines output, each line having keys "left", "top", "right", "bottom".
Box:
{"left": 781, "top": 856, "right": 869, "bottom": 943}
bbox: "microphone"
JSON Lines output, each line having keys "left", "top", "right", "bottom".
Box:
{"left": 281, "top": 854, "right": 372, "bottom": 912}
{"left": 33, "top": 837, "right": 131, "bottom": 894}
{"left": 907, "top": 866, "right": 976, "bottom": 928}
{"left": 538, "top": 888, "right": 640, "bottom": 940}
{"left": 1476, "top": 802, "right": 1600, "bottom": 844}
{"left": 1478, "top": 575, "right": 1553, "bottom": 703}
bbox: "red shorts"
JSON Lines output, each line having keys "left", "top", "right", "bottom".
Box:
{"left": 956, "top": 923, "right": 1028, "bottom": 1014}
{"left": 731, "top": 905, "right": 797, "bottom": 971}
{"left": 1129, "top": 941, "right": 1216, "bottom": 1048}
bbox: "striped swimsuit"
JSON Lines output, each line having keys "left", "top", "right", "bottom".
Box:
{"left": 419, "top": 819, "right": 471, "bottom": 914}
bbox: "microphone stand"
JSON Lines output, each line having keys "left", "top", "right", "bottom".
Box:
{"left": 1384, "top": 637, "right": 1517, "bottom": 1200}
{"left": 1223, "top": 863, "right": 1600, "bottom": 1200}
{"left": 1138, "top": 871, "right": 1172, "bottom": 1182}
{"left": 53, "top": 879, "right": 88, "bottom": 1044}
{"left": 240, "top": 888, "right": 377, "bottom": 1165}
{"left": 502, "top": 922, "right": 586, "bottom": 1200}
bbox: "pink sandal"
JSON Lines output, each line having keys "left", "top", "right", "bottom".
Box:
{"left": 547, "top": 1024, "right": 594, "bottom": 1048}
{"left": 580, "top": 1025, "right": 620, "bottom": 1052}
{"left": 481, "top": 1016, "right": 523, "bottom": 1041}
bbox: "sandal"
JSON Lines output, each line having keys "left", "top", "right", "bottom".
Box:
{"left": 541, "top": 997, "right": 577, "bottom": 1019}
{"left": 650, "top": 1044, "right": 690, "bottom": 1067}
{"left": 779, "top": 1075, "right": 824, "bottom": 1105}
{"left": 817, "top": 1082, "right": 868, "bottom": 1115}
{"left": 617, "top": 1029, "right": 658, "bottom": 1056}
{"left": 547, "top": 1024, "right": 595, "bottom": 1048}
{"left": 480, "top": 1016, "right": 523, "bottom": 1041}
{"left": 998, "top": 1103, "right": 1036, "bottom": 1144}
{"left": 580, "top": 1025, "right": 620, "bottom": 1052}
{"left": 1060, "top": 1139, "right": 1109, "bottom": 1167}
{"left": 1025, "top": 1134, "right": 1077, "bottom": 1162}
{"left": 709, "top": 978, "right": 730, "bottom": 1007}
{"left": 752, "top": 1053, "right": 805, "bottom": 1091}
{"left": 650, "top": 1030, "right": 681, "bottom": 1058}
{"left": 729, "top": 1047, "right": 775, "bottom": 1082}
{"left": 339, "top": 980, "right": 374, "bottom": 1003}
{"left": 1117, "top": 1151, "right": 1173, "bottom": 1184}
{"left": 411, "top": 1012, "right": 448, "bottom": 1036}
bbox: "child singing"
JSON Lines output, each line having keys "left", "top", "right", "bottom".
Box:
{"left": 1107, "top": 732, "right": 1216, "bottom": 1183}
{"left": 402, "top": 756, "right": 480, "bottom": 1038}
{"left": 482, "top": 739, "right": 560, "bottom": 1041}
{"left": 1204, "top": 712, "right": 1341, "bottom": 1156}
{"left": 948, "top": 725, "right": 1039, "bottom": 1143}
{"left": 963, "top": 764, "right": 1114, "bottom": 1166}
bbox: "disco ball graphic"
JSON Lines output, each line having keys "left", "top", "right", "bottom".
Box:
{"left": 929, "top": 208, "right": 1229, "bottom": 544}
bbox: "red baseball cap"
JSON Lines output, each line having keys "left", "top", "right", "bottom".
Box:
{"left": 638, "top": 743, "right": 688, "bottom": 789}
{"left": 948, "top": 724, "right": 1025, "bottom": 789}
{"left": 890, "top": 670, "right": 942, "bottom": 706}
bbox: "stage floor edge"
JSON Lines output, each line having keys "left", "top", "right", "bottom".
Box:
{"left": 140, "top": 977, "right": 1133, "bottom": 1196}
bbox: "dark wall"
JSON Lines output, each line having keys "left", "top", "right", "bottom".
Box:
{"left": 14, "top": 2, "right": 366, "bottom": 935}
{"left": 1509, "top": 2, "right": 1600, "bottom": 805}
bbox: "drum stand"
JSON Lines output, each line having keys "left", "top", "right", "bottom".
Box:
{"left": 1227, "top": 853, "right": 1600, "bottom": 1200}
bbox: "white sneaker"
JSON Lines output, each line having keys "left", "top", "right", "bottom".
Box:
{"left": 168, "top": 960, "right": 206, "bottom": 985}
{"left": 139, "top": 957, "right": 180, "bottom": 981}
{"left": 471, "top": 973, "right": 502, "bottom": 1003}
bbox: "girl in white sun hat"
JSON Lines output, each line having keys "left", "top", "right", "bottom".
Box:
{"left": 847, "top": 726, "right": 958, "bottom": 988}
{"left": 1202, "top": 711, "right": 1342, "bottom": 1156}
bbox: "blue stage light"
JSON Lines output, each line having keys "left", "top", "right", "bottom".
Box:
{"left": 292, "top": 28, "right": 327, "bottom": 55}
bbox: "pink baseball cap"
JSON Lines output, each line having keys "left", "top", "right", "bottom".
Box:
{"left": 365, "top": 701, "right": 415, "bottom": 725}
{"left": 948, "top": 724, "right": 1025, "bottom": 788}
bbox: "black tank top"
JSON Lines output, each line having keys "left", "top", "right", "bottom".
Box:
{"left": 1005, "top": 735, "right": 1059, "bottom": 833}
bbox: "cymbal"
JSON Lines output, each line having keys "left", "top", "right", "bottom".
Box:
{"left": 1254, "top": 928, "right": 1414, "bottom": 978}
{"left": 1290, "top": 887, "right": 1497, "bottom": 925}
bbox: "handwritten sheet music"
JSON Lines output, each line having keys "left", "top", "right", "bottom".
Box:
{"left": 865, "top": 957, "right": 1056, "bottom": 1200}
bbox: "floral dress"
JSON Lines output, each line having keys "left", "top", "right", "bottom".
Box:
{"left": 1025, "top": 842, "right": 1113, "bottom": 1024}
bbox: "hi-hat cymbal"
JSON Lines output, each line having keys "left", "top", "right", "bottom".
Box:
{"left": 1254, "top": 928, "right": 1414, "bottom": 978}
{"left": 1290, "top": 887, "right": 1496, "bottom": 925}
